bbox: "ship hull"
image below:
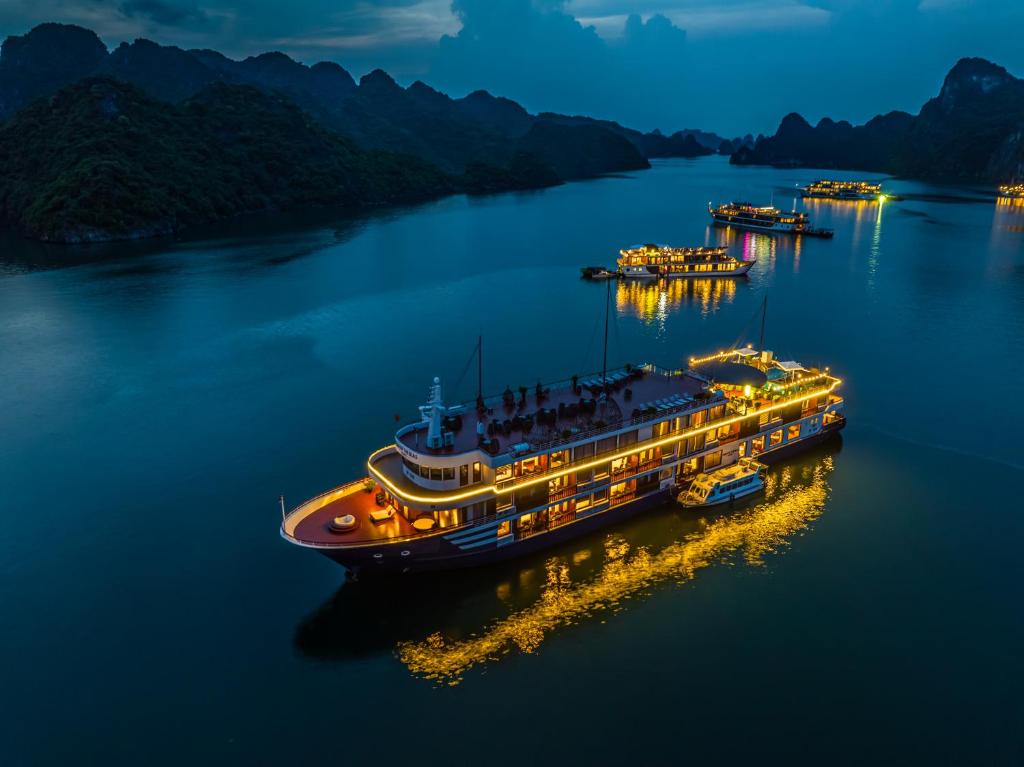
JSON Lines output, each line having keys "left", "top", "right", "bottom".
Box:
{"left": 710, "top": 213, "right": 800, "bottom": 233}
{"left": 315, "top": 421, "right": 844, "bottom": 577}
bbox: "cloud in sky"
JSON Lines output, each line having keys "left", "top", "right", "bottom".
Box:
{"left": 1, "top": 0, "right": 1022, "bottom": 135}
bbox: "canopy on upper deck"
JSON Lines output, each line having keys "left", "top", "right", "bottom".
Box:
{"left": 693, "top": 361, "right": 767, "bottom": 388}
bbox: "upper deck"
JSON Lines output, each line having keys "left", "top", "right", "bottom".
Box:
{"left": 396, "top": 364, "right": 709, "bottom": 461}
{"left": 712, "top": 202, "right": 807, "bottom": 222}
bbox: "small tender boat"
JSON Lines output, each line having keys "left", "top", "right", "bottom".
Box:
{"left": 580, "top": 266, "right": 616, "bottom": 279}
{"left": 678, "top": 457, "right": 767, "bottom": 508}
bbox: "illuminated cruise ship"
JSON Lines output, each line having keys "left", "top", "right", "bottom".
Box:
{"left": 998, "top": 184, "right": 1024, "bottom": 199}
{"left": 709, "top": 201, "right": 833, "bottom": 237}
{"left": 617, "top": 244, "right": 754, "bottom": 278}
{"left": 281, "top": 347, "right": 846, "bottom": 576}
{"left": 801, "top": 180, "right": 883, "bottom": 201}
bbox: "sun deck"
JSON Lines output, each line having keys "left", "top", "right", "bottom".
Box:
{"left": 285, "top": 481, "right": 422, "bottom": 547}
{"left": 397, "top": 366, "right": 709, "bottom": 458}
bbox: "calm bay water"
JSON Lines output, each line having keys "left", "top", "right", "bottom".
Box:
{"left": 1, "top": 157, "right": 1023, "bottom": 764}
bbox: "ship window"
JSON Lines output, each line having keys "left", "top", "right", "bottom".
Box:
{"left": 497, "top": 520, "right": 511, "bottom": 537}
{"left": 770, "top": 430, "right": 783, "bottom": 447}
{"left": 436, "top": 509, "right": 459, "bottom": 528}
{"left": 690, "top": 409, "right": 706, "bottom": 427}
{"left": 611, "top": 455, "right": 633, "bottom": 474}
{"left": 550, "top": 449, "right": 569, "bottom": 469}
{"left": 496, "top": 464, "right": 513, "bottom": 482}
{"left": 596, "top": 436, "right": 617, "bottom": 455}
{"left": 459, "top": 465, "right": 469, "bottom": 486}
{"left": 473, "top": 462, "right": 482, "bottom": 482}
{"left": 419, "top": 465, "right": 430, "bottom": 478}
{"left": 752, "top": 435, "right": 766, "bottom": 455}
{"left": 709, "top": 405, "right": 725, "bottom": 421}
{"left": 430, "top": 468, "right": 443, "bottom": 481}
{"left": 497, "top": 495, "right": 513, "bottom": 511}
{"left": 442, "top": 467, "right": 454, "bottom": 481}
{"left": 704, "top": 451, "right": 722, "bottom": 471}
{"left": 619, "top": 430, "right": 638, "bottom": 447}
{"left": 574, "top": 442, "right": 595, "bottom": 461}
{"left": 788, "top": 424, "right": 801, "bottom": 440}
{"left": 739, "top": 441, "right": 748, "bottom": 458}
{"left": 593, "top": 488, "right": 609, "bottom": 503}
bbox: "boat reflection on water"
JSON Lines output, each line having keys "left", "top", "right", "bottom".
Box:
{"left": 294, "top": 444, "right": 840, "bottom": 685}
{"left": 615, "top": 277, "right": 739, "bottom": 322}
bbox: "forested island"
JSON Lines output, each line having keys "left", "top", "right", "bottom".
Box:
{"left": 731, "top": 58, "right": 1024, "bottom": 183}
{"left": 0, "top": 23, "right": 737, "bottom": 243}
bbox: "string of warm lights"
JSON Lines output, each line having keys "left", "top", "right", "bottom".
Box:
{"left": 366, "top": 379, "right": 842, "bottom": 505}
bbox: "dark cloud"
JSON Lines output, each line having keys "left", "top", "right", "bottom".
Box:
{"left": 118, "top": 0, "right": 208, "bottom": 26}
{"left": 1, "top": 0, "right": 1023, "bottom": 134}
{"left": 431, "top": 1, "right": 688, "bottom": 129}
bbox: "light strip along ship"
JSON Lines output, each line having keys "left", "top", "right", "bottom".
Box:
{"left": 617, "top": 244, "right": 754, "bottom": 278}
{"left": 801, "top": 180, "right": 883, "bottom": 201}
{"left": 281, "top": 347, "right": 845, "bottom": 576}
{"left": 709, "top": 201, "right": 833, "bottom": 237}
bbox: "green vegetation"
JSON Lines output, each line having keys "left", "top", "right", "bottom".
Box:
{"left": 0, "top": 79, "right": 454, "bottom": 242}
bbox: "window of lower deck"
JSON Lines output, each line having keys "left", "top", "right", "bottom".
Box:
{"left": 435, "top": 508, "right": 459, "bottom": 527}
{"left": 703, "top": 450, "right": 722, "bottom": 471}
{"left": 497, "top": 520, "right": 511, "bottom": 537}
{"left": 752, "top": 435, "right": 766, "bottom": 455}
{"left": 770, "top": 429, "right": 783, "bottom": 447}
{"left": 788, "top": 424, "right": 801, "bottom": 440}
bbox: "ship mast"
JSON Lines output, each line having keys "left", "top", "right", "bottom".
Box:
{"left": 601, "top": 277, "right": 610, "bottom": 396}
{"left": 758, "top": 295, "right": 768, "bottom": 351}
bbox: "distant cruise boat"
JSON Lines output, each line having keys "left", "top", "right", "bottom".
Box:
{"left": 617, "top": 244, "right": 754, "bottom": 278}
{"left": 709, "top": 201, "right": 833, "bottom": 237}
{"left": 998, "top": 184, "right": 1024, "bottom": 199}
{"left": 801, "top": 180, "right": 883, "bottom": 201}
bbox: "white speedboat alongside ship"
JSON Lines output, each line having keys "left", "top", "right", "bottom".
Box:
{"left": 678, "top": 456, "right": 766, "bottom": 508}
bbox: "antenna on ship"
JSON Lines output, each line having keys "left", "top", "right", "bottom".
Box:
{"left": 758, "top": 295, "right": 768, "bottom": 351}
{"left": 477, "top": 335, "right": 483, "bottom": 401}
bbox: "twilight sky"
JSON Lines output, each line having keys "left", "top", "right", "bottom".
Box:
{"left": 1, "top": 0, "right": 1021, "bottom": 136}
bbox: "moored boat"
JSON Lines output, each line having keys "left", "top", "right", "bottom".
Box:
{"left": 709, "top": 201, "right": 833, "bottom": 237}
{"left": 618, "top": 244, "right": 754, "bottom": 278}
{"left": 678, "top": 456, "right": 766, "bottom": 507}
{"left": 580, "top": 265, "right": 616, "bottom": 279}
{"left": 280, "top": 345, "right": 846, "bottom": 576}
{"left": 998, "top": 184, "right": 1024, "bottom": 200}
{"left": 801, "top": 180, "right": 883, "bottom": 201}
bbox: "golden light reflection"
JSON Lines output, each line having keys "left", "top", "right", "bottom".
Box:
{"left": 615, "top": 277, "right": 738, "bottom": 324}
{"left": 397, "top": 456, "right": 834, "bottom": 685}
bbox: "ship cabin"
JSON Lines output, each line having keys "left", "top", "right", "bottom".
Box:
{"left": 282, "top": 350, "right": 844, "bottom": 550}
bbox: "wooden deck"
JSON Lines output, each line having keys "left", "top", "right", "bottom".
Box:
{"left": 285, "top": 482, "right": 420, "bottom": 547}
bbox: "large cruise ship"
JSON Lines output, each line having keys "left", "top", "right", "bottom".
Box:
{"left": 801, "top": 180, "right": 882, "bottom": 201}
{"left": 281, "top": 346, "right": 846, "bottom": 576}
{"left": 709, "top": 201, "right": 833, "bottom": 237}
{"left": 618, "top": 244, "right": 754, "bottom": 278}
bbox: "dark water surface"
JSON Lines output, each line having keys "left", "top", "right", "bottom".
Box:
{"left": 2, "top": 157, "right": 1023, "bottom": 764}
